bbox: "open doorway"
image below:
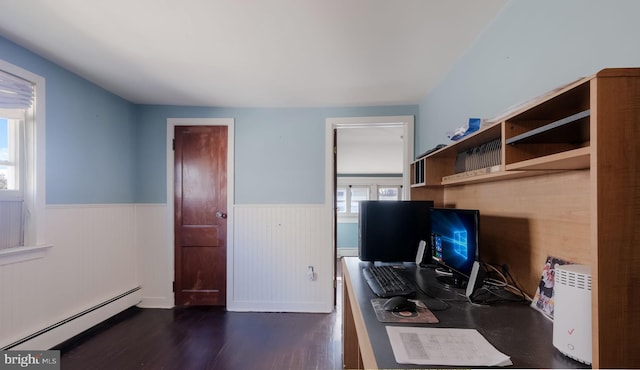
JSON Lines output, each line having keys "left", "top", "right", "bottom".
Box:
{"left": 325, "top": 116, "right": 414, "bottom": 303}
{"left": 336, "top": 125, "right": 406, "bottom": 257}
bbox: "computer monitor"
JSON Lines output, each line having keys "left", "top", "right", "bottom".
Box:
{"left": 358, "top": 200, "right": 434, "bottom": 262}
{"left": 429, "top": 207, "right": 480, "bottom": 288}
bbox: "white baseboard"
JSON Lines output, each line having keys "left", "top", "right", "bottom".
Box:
{"left": 228, "top": 300, "right": 333, "bottom": 313}
{"left": 137, "top": 296, "right": 173, "bottom": 309}
{"left": 7, "top": 288, "right": 141, "bottom": 350}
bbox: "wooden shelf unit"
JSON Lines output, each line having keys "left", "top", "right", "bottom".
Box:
{"left": 410, "top": 68, "right": 640, "bottom": 369}
{"left": 410, "top": 122, "right": 504, "bottom": 187}
{"left": 410, "top": 157, "right": 426, "bottom": 186}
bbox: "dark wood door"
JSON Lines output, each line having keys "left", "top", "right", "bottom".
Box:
{"left": 174, "top": 125, "right": 228, "bottom": 306}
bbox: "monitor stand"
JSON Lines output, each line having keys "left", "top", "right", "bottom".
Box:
{"left": 436, "top": 274, "right": 468, "bottom": 289}
{"left": 415, "top": 265, "right": 465, "bottom": 301}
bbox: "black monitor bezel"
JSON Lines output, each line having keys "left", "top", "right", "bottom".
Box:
{"left": 357, "top": 200, "right": 434, "bottom": 263}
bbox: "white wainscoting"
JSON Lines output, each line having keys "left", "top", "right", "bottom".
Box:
{"left": 229, "top": 204, "right": 334, "bottom": 313}
{"left": 134, "top": 204, "right": 173, "bottom": 308}
{"left": 0, "top": 204, "right": 140, "bottom": 349}
{"left": 0, "top": 202, "right": 334, "bottom": 349}
{"left": 135, "top": 203, "right": 335, "bottom": 312}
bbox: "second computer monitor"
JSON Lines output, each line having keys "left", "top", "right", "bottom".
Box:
{"left": 429, "top": 207, "right": 480, "bottom": 287}
{"left": 358, "top": 200, "right": 434, "bottom": 262}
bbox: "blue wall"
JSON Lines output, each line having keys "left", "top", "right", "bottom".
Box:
{"left": 6, "top": 0, "right": 640, "bottom": 205}
{"left": 136, "top": 105, "right": 418, "bottom": 204}
{"left": 417, "top": 0, "right": 640, "bottom": 154}
{"left": 1, "top": 36, "right": 418, "bottom": 205}
{"left": 0, "top": 36, "right": 137, "bottom": 204}
{"left": 337, "top": 223, "right": 358, "bottom": 249}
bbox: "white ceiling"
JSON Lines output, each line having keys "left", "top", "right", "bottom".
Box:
{"left": 337, "top": 126, "right": 404, "bottom": 174}
{"left": 0, "top": 0, "right": 507, "bottom": 108}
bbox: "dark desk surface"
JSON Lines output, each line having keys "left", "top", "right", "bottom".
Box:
{"left": 342, "top": 257, "right": 588, "bottom": 369}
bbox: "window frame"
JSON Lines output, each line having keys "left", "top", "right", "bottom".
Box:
{"left": 336, "top": 176, "right": 404, "bottom": 223}
{"left": 0, "top": 59, "right": 49, "bottom": 264}
{"left": 377, "top": 185, "right": 402, "bottom": 201}
{"left": 336, "top": 185, "right": 368, "bottom": 218}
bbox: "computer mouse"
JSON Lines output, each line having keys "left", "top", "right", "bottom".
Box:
{"left": 383, "top": 296, "right": 416, "bottom": 312}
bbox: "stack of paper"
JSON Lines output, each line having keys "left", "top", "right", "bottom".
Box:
{"left": 385, "top": 326, "right": 512, "bottom": 367}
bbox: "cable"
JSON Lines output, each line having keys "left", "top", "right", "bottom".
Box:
{"left": 466, "top": 261, "right": 531, "bottom": 305}
{"left": 484, "top": 277, "right": 507, "bottom": 287}
{"left": 504, "top": 265, "right": 532, "bottom": 302}
{"left": 486, "top": 262, "right": 531, "bottom": 302}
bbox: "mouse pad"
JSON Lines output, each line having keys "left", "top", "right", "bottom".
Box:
{"left": 371, "top": 299, "right": 439, "bottom": 323}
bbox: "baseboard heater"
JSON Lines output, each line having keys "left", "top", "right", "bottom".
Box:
{"left": 2, "top": 286, "right": 142, "bottom": 350}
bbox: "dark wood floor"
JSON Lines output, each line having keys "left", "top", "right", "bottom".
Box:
{"left": 56, "top": 263, "right": 344, "bottom": 370}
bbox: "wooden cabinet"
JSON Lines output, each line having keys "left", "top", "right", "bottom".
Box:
{"left": 410, "top": 68, "right": 640, "bottom": 369}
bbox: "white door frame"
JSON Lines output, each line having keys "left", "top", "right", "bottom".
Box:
{"left": 324, "top": 115, "right": 414, "bottom": 265}
{"left": 325, "top": 115, "right": 414, "bottom": 204}
{"left": 166, "top": 118, "right": 235, "bottom": 307}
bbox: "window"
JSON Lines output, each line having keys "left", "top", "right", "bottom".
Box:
{"left": 336, "top": 187, "right": 347, "bottom": 213}
{"left": 336, "top": 177, "right": 403, "bottom": 220}
{"left": 0, "top": 61, "right": 45, "bottom": 257}
{"left": 1, "top": 113, "right": 24, "bottom": 192}
{"left": 0, "top": 111, "right": 26, "bottom": 249}
{"left": 337, "top": 185, "right": 372, "bottom": 216}
{"left": 349, "top": 186, "right": 369, "bottom": 214}
{"left": 378, "top": 186, "right": 401, "bottom": 201}
{"left": 0, "top": 72, "right": 31, "bottom": 249}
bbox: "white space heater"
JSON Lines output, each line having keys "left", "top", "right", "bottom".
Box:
{"left": 552, "top": 264, "right": 592, "bottom": 365}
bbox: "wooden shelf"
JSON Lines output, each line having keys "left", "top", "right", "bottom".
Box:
{"left": 504, "top": 101, "right": 590, "bottom": 167}
{"left": 409, "top": 123, "right": 503, "bottom": 187}
{"left": 505, "top": 109, "right": 590, "bottom": 145}
{"left": 437, "top": 122, "right": 501, "bottom": 156}
{"left": 411, "top": 157, "right": 426, "bottom": 186}
{"left": 413, "top": 140, "right": 589, "bottom": 186}
{"left": 505, "top": 146, "right": 590, "bottom": 171}
{"left": 441, "top": 168, "right": 527, "bottom": 185}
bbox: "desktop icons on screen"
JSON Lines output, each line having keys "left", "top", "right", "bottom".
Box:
{"left": 429, "top": 207, "right": 479, "bottom": 286}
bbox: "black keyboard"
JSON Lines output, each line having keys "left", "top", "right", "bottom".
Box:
{"left": 362, "top": 265, "right": 416, "bottom": 298}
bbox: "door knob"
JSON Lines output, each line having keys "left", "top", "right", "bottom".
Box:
{"left": 216, "top": 211, "right": 227, "bottom": 219}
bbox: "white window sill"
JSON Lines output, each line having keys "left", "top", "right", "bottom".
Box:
{"left": 337, "top": 216, "right": 359, "bottom": 223}
{"left": 0, "top": 244, "right": 53, "bottom": 266}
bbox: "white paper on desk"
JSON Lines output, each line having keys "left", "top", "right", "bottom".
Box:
{"left": 385, "top": 326, "right": 513, "bottom": 367}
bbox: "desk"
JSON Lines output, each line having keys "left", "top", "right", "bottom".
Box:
{"left": 341, "top": 257, "right": 586, "bottom": 369}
